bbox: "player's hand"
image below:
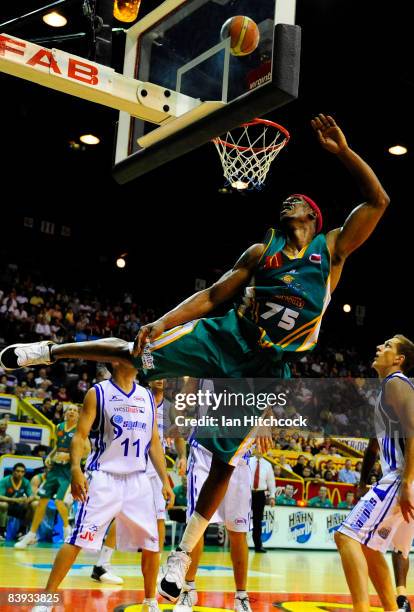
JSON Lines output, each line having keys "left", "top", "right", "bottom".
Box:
{"left": 133, "top": 320, "right": 166, "bottom": 357}
{"left": 356, "top": 482, "right": 370, "bottom": 500}
{"left": 71, "top": 467, "right": 88, "bottom": 503}
{"left": 255, "top": 435, "right": 273, "bottom": 454}
{"left": 399, "top": 482, "right": 414, "bottom": 523}
{"left": 311, "top": 114, "right": 348, "bottom": 155}
{"left": 162, "top": 482, "right": 175, "bottom": 509}
{"left": 176, "top": 456, "right": 187, "bottom": 476}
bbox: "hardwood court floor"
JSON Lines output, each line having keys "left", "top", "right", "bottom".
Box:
{"left": 0, "top": 544, "right": 412, "bottom": 611}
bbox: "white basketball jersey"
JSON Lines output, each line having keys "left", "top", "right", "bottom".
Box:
{"left": 146, "top": 397, "right": 167, "bottom": 478}
{"left": 87, "top": 379, "right": 154, "bottom": 474}
{"left": 375, "top": 371, "right": 414, "bottom": 477}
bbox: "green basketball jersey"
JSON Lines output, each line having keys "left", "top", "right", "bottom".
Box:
{"left": 55, "top": 422, "right": 76, "bottom": 453}
{"left": 0, "top": 475, "right": 32, "bottom": 498}
{"left": 235, "top": 228, "right": 331, "bottom": 356}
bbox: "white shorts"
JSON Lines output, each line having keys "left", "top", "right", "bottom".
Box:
{"left": 187, "top": 444, "right": 251, "bottom": 532}
{"left": 149, "top": 473, "right": 166, "bottom": 520}
{"left": 338, "top": 472, "right": 414, "bottom": 558}
{"left": 67, "top": 470, "right": 159, "bottom": 552}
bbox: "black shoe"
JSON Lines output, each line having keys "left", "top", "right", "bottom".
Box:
{"left": 397, "top": 595, "right": 411, "bottom": 611}
{"left": 254, "top": 547, "right": 267, "bottom": 553}
{"left": 91, "top": 565, "right": 106, "bottom": 581}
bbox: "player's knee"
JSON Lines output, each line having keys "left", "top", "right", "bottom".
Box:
{"left": 228, "top": 529, "right": 245, "bottom": 541}
{"left": 210, "top": 457, "right": 235, "bottom": 483}
{"left": 334, "top": 530, "right": 346, "bottom": 548}
{"left": 0, "top": 501, "right": 8, "bottom": 511}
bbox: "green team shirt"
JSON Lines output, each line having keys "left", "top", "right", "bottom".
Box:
{"left": 307, "top": 496, "right": 333, "bottom": 508}
{"left": 55, "top": 422, "right": 77, "bottom": 455}
{"left": 173, "top": 485, "right": 187, "bottom": 507}
{"left": 276, "top": 494, "right": 297, "bottom": 506}
{"left": 0, "top": 475, "right": 32, "bottom": 498}
{"left": 337, "top": 501, "right": 355, "bottom": 509}
{"left": 235, "top": 228, "right": 331, "bottom": 356}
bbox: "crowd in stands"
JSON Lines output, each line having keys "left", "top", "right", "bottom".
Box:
{"left": 0, "top": 273, "right": 158, "bottom": 348}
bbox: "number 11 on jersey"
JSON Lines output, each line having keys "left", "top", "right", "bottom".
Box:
{"left": 120, "top": 438, "right": 140, "bottom": 457}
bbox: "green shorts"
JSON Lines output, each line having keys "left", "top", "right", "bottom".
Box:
{"left": 133, "top": 309, "right": 291, "bottom": 464}
{"left": 38, "top": 464, "right": 71, "bottom": 501}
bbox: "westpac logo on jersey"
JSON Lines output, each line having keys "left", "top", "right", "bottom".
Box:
{"left": 114, "top": 405, "right": 145, "bottom": 414}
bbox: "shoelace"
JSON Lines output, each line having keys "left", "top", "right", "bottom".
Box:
{"left": 236, "top": 597, "right": 250, "bottom": 611}
{"left": 179, "top": 591, "right": 193, "bottom": 606}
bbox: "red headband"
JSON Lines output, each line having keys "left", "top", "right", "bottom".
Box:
{"left": 290, "top": 193, "right": 323, "bottom": 234}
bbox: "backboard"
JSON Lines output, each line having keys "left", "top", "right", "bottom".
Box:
{"left": 113, "top": 0, "right": 300, "bottom": 184}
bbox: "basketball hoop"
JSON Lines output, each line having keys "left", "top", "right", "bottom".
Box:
{"left": 212, "top": 118, "right": 290, "bottom": 190}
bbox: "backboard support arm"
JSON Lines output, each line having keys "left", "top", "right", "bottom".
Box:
{"left": 0, "top": 33, "right": 201, "bottom": 124}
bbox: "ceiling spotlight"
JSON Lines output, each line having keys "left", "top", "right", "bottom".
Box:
{"left": 388, "top": 145, "right": 407, "bottom": 156}
{"left": 116, "top": 257, "right": 126, "bottom": 269}
{"left": 80, "top": 134, "right": 100, "bottom": 145}
{"left": 343, "top": 304, "right": 351, "bottom": 313}
{"left": 43, "top": 11, "right": 67, "bottom": 27}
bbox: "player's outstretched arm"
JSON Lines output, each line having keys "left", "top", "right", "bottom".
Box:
{"left": 70, "top": 388, "right": 96, "bottom": 503}
{"left": 148, "top": 422, "right": 175, "bottom": 508}
{"left": 133, "top": 243, "right": 265, "bottom": 355}
{"left": 312, "top": 114, "right": 389, "bottom": 262}
{"left": 386, "top": 378, "right": 414, "bottom": 522}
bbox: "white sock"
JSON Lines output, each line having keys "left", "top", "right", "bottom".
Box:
{"left": 185, "top": 581, "right": 196, "bottom": 590}
{"left": 236, "top": 591, "right": 248, "bottom": 599}
{"left": 143, "top": 598, "right": 157, "bottom": 604}
{"left": 97, "top": 545, "right": 114, "bottom": 568}
{"left": 179, "top": 511, "right": 209, "bottom": 553}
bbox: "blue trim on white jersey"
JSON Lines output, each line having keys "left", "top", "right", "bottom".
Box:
{"left": 87, "top": 385, "right": 102, "bottom": 470}
{"left": 88, "top": 384, "right": 106, "bottom": 471}
{"left": 188, "top": 453, "right": 196, "bottom": 515}
{"left": 109, "top": 378, "right": 136, "bottom": 398}
{"left": 144, "top": 388, "right": 155, "bottom": 461}
{"left": 363, "top": 477, "right": 401, "bottom": 546}
{"left": 69, "top": 495, "right": 89, "bottom": 545}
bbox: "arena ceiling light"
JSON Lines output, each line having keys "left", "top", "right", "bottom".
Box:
{"left": 80, "top": 134, "right": 100, "bottom": 145}
{"left": 388, "top": 145, "right": 407, "bottom": 156}
{"left": 42, "top": 11, "right": 67, "bottom": 27}
{"left": 343, "top": 304, "right": 351, "bottom": 313}
{"left": 116, "top": 252, "right": 128, "bottom": 268}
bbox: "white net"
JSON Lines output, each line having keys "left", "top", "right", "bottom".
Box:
{"left": 213, "top": 119, "right": 289, "bottom": 190}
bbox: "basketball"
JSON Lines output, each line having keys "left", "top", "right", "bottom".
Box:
{"left": 220, "top": 15, "right": 260, "bottom": 57}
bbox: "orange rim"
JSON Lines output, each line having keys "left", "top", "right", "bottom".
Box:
{"left": 213, "top": 118, "right": 290, "bottom": 153}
